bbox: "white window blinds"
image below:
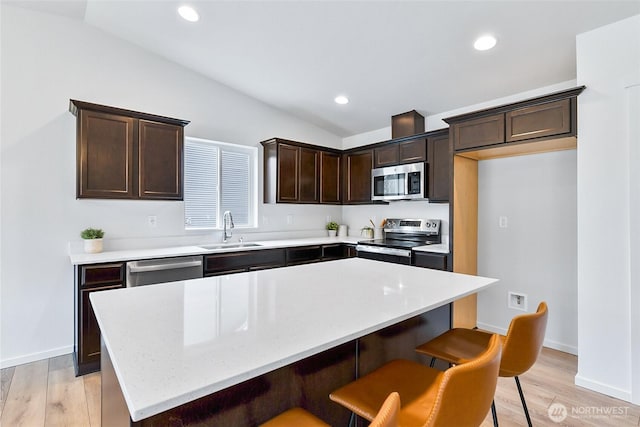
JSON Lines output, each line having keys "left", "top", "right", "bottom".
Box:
{"left": 184, "top": 137, "right": 256, "bottom": 230}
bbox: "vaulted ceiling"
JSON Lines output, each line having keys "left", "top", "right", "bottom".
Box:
{"left": 11, "top": 1, "right": 640, "bottom": 136}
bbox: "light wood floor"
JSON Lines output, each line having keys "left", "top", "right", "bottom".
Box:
{"left": 1, "top": 348, "right": 639, "bottom": 426}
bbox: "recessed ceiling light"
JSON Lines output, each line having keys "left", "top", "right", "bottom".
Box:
{"left": 334, "top": 95, "right": 349, "bottom": 105}
{"left": 474, "top": 35, "right": 497, "bottom": 51}
{"left": 178, "top": 5, "right": 199, "bottom": 22}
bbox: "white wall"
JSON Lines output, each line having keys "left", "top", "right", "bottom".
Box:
{"left": 0, "top": 5, "right": 343, "bottom": 367}
{"left": 576, "top": 14, "right": 640, "bottom": 403}
{"left": 477, "top": 151, "right": 577, "bottom": 354}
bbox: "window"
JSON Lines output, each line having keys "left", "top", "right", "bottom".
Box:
{"left": 184, "top": 137, "right": 257, "bottom": 229}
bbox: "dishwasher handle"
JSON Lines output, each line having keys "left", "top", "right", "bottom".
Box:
{"left": 127, "top": 258, "right": 202, "bottom": 273}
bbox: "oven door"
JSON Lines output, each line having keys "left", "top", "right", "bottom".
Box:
{"left": 355, "top": 244, "right": 413, "bottom": 265}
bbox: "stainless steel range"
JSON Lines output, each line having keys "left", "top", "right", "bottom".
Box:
{"left": 356, "top": 218, "right": 441, "bottom": 265}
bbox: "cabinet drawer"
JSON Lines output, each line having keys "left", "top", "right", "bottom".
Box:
{"left": 413, "top": 252, "right": 448, "bottom": 271}
{"left": 506, "top": 99, "right": 571, "bottom": 142}
{"left": 205, "top": 249, "right": 286, "bottom": 275}
{"left": 453, "top": 113, "right": 505, "bottom": 151}
{"left": 80, "top": 263, "right": 125, "bottom": 288}
{"left": 286, "top": 245, "right": 323, "bottom": 265}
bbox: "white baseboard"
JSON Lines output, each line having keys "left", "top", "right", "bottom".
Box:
{"left": 575, "top": 374, "right": 632, "bottom": 402}
{"left": 0, "top": 345, "right": 73, "bottom": 369}
{"left": 476, "top": 322, "right": 578, "bottom": 355}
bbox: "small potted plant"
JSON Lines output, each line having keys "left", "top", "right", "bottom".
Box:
{"left": 81, "top": 228, "right": 105, "bottom": 254}
{"left": 326, "top": 221, "right": 339, "bottom": 237}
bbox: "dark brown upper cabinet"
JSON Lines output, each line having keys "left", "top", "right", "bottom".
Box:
{"left": 427, "top": 131, "right": 450, "bottom": 203}
{"left": 262, "top": 138, "right": 340, "bottom": 204}
{"left": 374, "top": 137, "right": 426, "bottom": 168}
{"left": 506, "top": 99, "right": 571, "bottom": 142}
{"left": 451, "top": 113, "right": 505, "bottom": 151}
{"left": 446, "top": 86, "right": 584, "bottom": 153}
{"left": 320, "top": 151, "right": 341, "bottom": 204}
{"left": 343, "top": 148, "right": 374, "bottom": 204}
{"left": 373, "top": 144, "right": 399, "bottom": 168}
{"left": 70, "top": 100, "right": 189, "bottom": 200}
{"left": 298, "top": 147, "right": 319, "bottom": 203}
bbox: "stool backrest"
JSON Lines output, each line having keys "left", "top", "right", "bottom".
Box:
{"left": 423, "top": 334, "right": 502, "bottom": 427}
{"left": 500, "top": 301, "right": 548, "bottom": 377}
{"left": 369, "top": 392, "right": 400, "bottom": 427}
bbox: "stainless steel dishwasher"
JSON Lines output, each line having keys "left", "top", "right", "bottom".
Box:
{"left": 126, "top": 255, "right": 204, "bottom": 287}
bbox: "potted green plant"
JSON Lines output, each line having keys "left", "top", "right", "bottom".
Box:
{"left": 81, "top": 228, "right": 105, "bottom": 253}
{"left": 326, "top": 221, "right": 339, "bottom": 237}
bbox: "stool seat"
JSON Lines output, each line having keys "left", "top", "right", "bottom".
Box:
{"left": 259, "top": 407, "right": 330, "bottom": 427}
{"left": 331, "top": 360, "right": 441, "bottom": 426}
{"left": 416, "top": 328, "right": 498, "bottom": 365}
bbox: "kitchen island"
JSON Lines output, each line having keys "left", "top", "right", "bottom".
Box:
{"left": 91, "top": 258, "right": 497, "bottom": 426}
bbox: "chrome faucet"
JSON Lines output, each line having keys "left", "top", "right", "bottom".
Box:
{"left": 222, "top": 211, "right": 234, "bottom": 243}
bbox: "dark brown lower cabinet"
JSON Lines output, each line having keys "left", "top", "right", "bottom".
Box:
{"left": 413, "top": 252, "right": 448, "bottom": 271}
{"left": 286, "top": 245, "right": 323, "bottom": 266}
{"left": 75, "top": 262, "right": 125, "bottom": 376}
{"left": 205, "top": 249, "right": 286, "bottom": 276}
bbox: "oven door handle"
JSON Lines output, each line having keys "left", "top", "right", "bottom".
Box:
{"left": 355, "top": 245, "right": 412, "bottom": 258}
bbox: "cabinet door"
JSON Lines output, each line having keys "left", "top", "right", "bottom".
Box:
{"left": 344, "top": 150, "right": 373, "bottom": 204}
{"left": 427, "top": 133, "right": 450, "bottom": 202}
{"left": 452, "top": 113, "right": 505, "bottom": 151}
{"left": 373, "top": 145, "right": 399, "bottom": 168}
{"left": 78, "top": 284, "right": 123, "bottom": 370}
{"left": 138, "top": 120, "right": 183, "bottom": 200}
{"left": 277, "top": 144, "right": 299, "bottom": 202}
{"left": 506, "top": 99, "right": 571, "bottom": 142}
{"left": 399, "top": 138, "right": 427, "bottom": 164}
{"left": 298, "top": 147, "right": 319, "bottom": 203}
{"left": 78, "top": 110, "right": 135, "bottom": 199}
{"left": 320, "top": 151, "right": 341, "bottom": 204}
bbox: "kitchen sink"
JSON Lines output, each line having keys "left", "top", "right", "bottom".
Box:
{"left": 199, "top": 243, "right": 263, "bottom": 250}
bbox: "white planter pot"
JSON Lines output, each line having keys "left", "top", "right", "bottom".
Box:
{"left": 327, "top": 230, "right": 337, "bottom": 237}
{"left": 84, "top": 238, "right": 103, "bottom": 254}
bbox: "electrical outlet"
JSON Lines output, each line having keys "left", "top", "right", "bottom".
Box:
{"left": 508, "top": 292, "right": 527, "bottom": 311}
{"left": 326, "top": 215, "right": 332, "bottom": 223}
{"left": 287, "top": 214, "right": 294, "bottom": 225}
{"left": 262, "top": 216, "right": 269, "bottom": 225}
{"left": 147, "top": 215, "right": 157, "bottom": 228}
{"left": 499, "top": 216, "right": 508, "bottom": 228}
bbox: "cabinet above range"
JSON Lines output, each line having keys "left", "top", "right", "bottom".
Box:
{"left": 69, "top": 100, "right": 190, "bottom": 200}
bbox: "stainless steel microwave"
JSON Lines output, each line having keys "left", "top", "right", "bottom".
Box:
{"left": 371, "top": 162, "right": 426, "bottom": 201}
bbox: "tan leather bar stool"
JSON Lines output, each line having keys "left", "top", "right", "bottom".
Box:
{"left": 415, "top": 301, "right": 548, "bottom": 427}
{"left": 330, "top": 334, "right": 502, "bottom": 427}
{"left": 260, "top": 392, "right": 401, "bottom": 427}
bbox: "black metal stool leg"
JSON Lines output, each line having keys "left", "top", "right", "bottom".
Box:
{"left": 491, "top": 400, "right": 499, "bottom": 426}
{"left": 514, "top": 376, "right": 532, "bottom": 427}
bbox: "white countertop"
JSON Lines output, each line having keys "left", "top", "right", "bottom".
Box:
{"left": 69, "top": 236, "right": 447, "bottom": 265}
{"left": 90, "top": 258, "right": 497, "bottom": 421}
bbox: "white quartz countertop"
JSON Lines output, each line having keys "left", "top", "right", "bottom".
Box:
{"left": 90, "top": 258, "right": 497, "bottom": 421}
{"left": 69, "top": 236, "right": 447, "bottom": 265}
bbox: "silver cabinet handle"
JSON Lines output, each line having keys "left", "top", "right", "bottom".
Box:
{"left": 128, "top": 259, "right": 202, "bottom": 273}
